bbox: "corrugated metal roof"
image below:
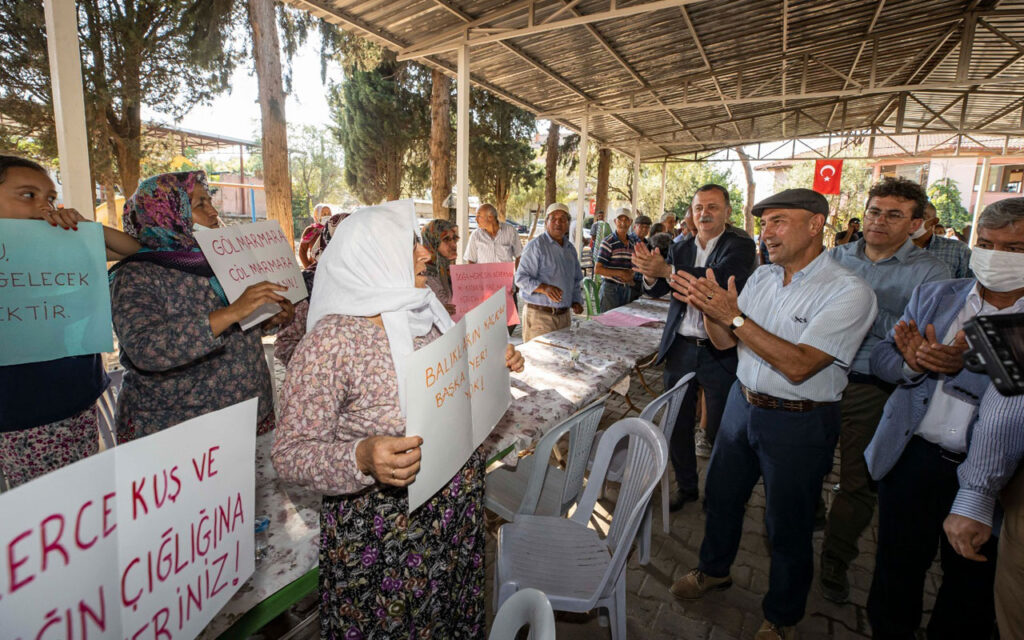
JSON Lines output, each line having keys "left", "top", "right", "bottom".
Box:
{"left": 285, "top": 0, "right": 1024, "bottom": 161}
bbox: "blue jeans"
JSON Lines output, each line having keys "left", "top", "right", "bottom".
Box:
{"left": 598, "top": 279, "right": 632, "bottom": 313}
{"left": 698, "top": 382, "right": 840, "bottom": 626}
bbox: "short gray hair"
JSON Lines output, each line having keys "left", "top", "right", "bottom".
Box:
{"left": 978, "top": 197, "right": 1024, "bottom": 230}
{"left": 476, "top": 203, "right": 498, "bottom": 219}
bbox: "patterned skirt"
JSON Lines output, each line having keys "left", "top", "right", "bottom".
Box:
{"left": 0, "top": 404, "right": 100, "bottom": 490}
{"left": 319, "top": 449, "right": 486, "bottom": 640}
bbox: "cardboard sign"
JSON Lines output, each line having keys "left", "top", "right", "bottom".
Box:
{"left": 405, "top": 290, "right": 512, "bottom": 511}
{"left": 195, "top": 222, "right": 307, "bottom": 330}
{"left": 0, "top": 399, "right": 258, "bottom": 640}
{"left": 450, "top": 262, "right": 520, "bottom": 325}
{"left": 0, "top": 220, "right": 114, "bottom": 365}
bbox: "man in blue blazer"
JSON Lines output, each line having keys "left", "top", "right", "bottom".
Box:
{"left": 864, "top": 197, "right": 1024, "bottom": 638}
{"left": 633, "top": 184, "right": 756, "bottom": 509}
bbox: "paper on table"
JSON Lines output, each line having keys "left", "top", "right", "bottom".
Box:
{"left": 594, "top": 310, "right": 660, "bottom": 327}
{"left": 195, "top": 221, "right": 308, "bottom": 329}
{"left": 404, "top": 289, "right": 512, "bottom": 511}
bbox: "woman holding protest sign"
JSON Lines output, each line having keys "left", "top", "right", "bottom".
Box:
{"left": 272, "top": 201, "right": 524, "bottom": 638}
{"left": 421, "top": 217, "right": 459, "bottom": 316}
{"left": 108, "top": 171, "right": 294, "bottom": 442}
{"left": 0, "top": 154, "right": 140, "bottom": 488}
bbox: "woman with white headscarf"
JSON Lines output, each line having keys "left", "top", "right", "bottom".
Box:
{"left": 272, "top": 201, "right": 523, "bottom": 638}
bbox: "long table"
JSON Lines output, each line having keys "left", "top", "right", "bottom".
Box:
{"left": 202, "top": 296, "right": 669, "bottom": 637}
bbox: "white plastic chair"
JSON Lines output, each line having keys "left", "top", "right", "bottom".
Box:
{"left": 486, "top": 398, "right": 606, "bottom": 520}
{"left": 495, "top": 417, "right": 668, "bottom": 640}
{"left": 96, "top": 369, "right": 125, "bottom": 450}
{"left": 488, "top": 588, "right": 556, "bottom": 640}
{"left": 590, "top": 373, "right": 694, "bottom": 564}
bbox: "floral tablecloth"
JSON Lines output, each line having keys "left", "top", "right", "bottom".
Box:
{"left": 199, "top": 432, "right": 321, "bottom": 639}
{"left": 534, "top": 319, "right": 663, "bottom": 366}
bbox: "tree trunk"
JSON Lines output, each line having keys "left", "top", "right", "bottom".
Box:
{"left": 249, "top": 0, "right": 295, "bottom": 247}
{"left": 595, "top": 148, "right": 610, "bottom": 216}
{"left": 429, "top": 69, "right": 452, "bottom": 220}
{"left": 544, "top": 121, "right": 560, "bottom": 206}
{"left": 737, "top": 147, "right": 756, "bottom": 235}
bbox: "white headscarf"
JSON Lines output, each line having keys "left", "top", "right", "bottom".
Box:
{"left": 306, "top": 199, "right": 454, "bottom": 414}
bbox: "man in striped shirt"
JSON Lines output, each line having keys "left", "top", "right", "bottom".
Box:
{"left": 667, "top": 188, "right": 877, "bottom": 640}
{"left": 595, "top": 206, "right": 638, "bottom": 312}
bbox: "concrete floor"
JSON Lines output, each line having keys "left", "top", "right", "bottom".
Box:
{"left": 257, "top": 363, "right": 939, "bottom": 640}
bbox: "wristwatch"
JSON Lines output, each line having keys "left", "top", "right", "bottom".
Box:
{"left": 730, "top": 312, "right": 747, "bottom": 330}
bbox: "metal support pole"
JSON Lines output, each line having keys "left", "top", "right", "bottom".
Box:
{"left": 456, "top": 44, "right": 471, "bottom": 261}
{"left": 575, "top": 110, "right": 589, "bottom": 257}
{"left": 43, "top": 0, "right": 92, "bottom": 216}
{"left": 632, "top": 147, "right": 641, "bottom": 213}
{"left": 970, "top": 155, "right": 990, "bottom": 247}
{"left": 659, "top": 161, "right": 668, "bottom": 217}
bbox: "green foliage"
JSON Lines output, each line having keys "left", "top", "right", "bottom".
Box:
{"left": 469, "top": 89, "right": 542, "bottom": 216}
{"left": 330, "top": 57, "right": 430, "bottom": 204}
{"left": 927, "top": 177, "right": 971, "bottom": 230}
{"left": 289, "top": 124, "right": 347, "bottom": 213}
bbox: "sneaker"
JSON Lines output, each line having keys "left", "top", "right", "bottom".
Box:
{"left": 670, "top": 568, "right": 732, "bottom": 600}
{"left": 819, "top": 553, "right": 850, "bottom": 603}
{"left": 668, "top": 488, "right": 700, "bottom": 512}
{"left": 695, "top": 430, "right": 713, "bottom": 458}
{"left": 754, "top": 620, "right": 796, "bottom": 639}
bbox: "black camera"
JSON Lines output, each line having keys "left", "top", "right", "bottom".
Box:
{"left": 963, "top": 312, "right": 1024, "bottom": 396}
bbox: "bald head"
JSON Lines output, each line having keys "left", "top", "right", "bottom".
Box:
{"left": 476, "top": 203, "right": 499, "bottom": 235}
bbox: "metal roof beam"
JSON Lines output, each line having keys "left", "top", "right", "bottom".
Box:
{"left": 397, "top": 0, "right": 705, "bottom": 61}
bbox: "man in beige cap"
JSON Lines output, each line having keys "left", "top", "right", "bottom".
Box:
{"left": 514, "top": 202, "right": 583, "bottom": 341}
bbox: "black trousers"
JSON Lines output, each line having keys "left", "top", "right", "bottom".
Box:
{"left": 662, "top": 337, "right": 738, "bottom": 495}
{"left": 868, "top": 436, "right": 998, "bottom": 639}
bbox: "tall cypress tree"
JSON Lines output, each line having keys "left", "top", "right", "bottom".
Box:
{"left": 469, "top": 89, "right": 541, "bottom": 220}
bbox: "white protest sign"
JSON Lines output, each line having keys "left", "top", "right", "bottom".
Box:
{"left": 405, "top": 290, "right": 512, "bottom": 512}
{"left": 195, "top": 221, "right": 307, "bottom": 330}
{"left": 0, "top": 399, "right": 258, "bottom": 640}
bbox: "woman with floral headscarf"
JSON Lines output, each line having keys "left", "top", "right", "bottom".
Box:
{"left": 420, "top": 218, "right": 459, "bottom": 316}
{"left": 275, "top": 211, "right": 347, "bottom": 367}
{"left": 109, "top": 171, "right": 294, "bottom": 442}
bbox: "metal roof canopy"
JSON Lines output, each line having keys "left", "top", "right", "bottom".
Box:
{"left": 283, "top": 0, "right": 1024, "bottom": 163}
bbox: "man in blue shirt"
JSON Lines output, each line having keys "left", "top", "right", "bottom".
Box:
{"left": 913, "top": 201, "right": 973, "bottom": 278}
{"left": 515, "top": 202, "right": 583, "bottom": 342}
{"left": 819, "top": 177, "right": 950, "bottom": 603}
{"left": 864, "top": 197, "right": 1024, "bottom": 638}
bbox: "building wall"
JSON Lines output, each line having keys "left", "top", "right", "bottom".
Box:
{"left": 928, "top": 157, "right": 978, "bottom": 210}
{"left": 209, "top": 173, "right": 267, "bottom": 220}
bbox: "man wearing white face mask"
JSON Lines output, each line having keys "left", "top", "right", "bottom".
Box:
{"left": 864, "top": 197, "right": 1024, "bottom": 638}
{"left": 912, "top": 201, "right": 973, "bottom": 278}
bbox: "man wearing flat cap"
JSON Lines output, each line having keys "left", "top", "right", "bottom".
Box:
{"left": 515, "top": 202, "right": 583, "bottom": 342}
{"left": 667, "top": 188, "right": 877, "bottom": 639}
{"left": 633, "top": 184, "right": 757, "bottom": 510}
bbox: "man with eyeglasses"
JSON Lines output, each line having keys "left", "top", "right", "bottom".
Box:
{"left": 819, "top": 177, "right": 951, "bottom": 604}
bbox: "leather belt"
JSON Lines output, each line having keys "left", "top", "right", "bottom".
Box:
{"left": 680, "top": 335, "right": 710, "bottom": 347}
{"left": 741, "top": 385, "right": 834, "bottom": 413}
{"left": 913, "top": 435, "right": 967, "bottom": 465}
{"left": 526, "top": 303, "right": 569, "bottom": 316}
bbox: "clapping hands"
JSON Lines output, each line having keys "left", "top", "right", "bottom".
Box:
{"left": 893, "top": 320, "right": 968, "bottom": 375}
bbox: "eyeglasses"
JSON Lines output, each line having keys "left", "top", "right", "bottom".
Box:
{"left": 863, "top": 209, "right": 908, "bottom": 223}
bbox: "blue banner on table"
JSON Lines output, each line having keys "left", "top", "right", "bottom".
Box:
{"left": 0, "top": 220, "right": 114, "bottom": 365}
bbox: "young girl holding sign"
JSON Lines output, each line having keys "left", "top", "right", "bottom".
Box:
{"left": 0, "top": 154, "right": 139, "bottom": 489}
{"left": 108, "top": 171, "right": 293, "bottom": 442}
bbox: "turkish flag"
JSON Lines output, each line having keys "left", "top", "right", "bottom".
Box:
{"left": 813, "top": 159, "right": 843, "bottom": 195}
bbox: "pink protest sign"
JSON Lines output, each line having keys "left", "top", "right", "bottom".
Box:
{"left": 450, "top": 262, "right": 520, "bottom": 326}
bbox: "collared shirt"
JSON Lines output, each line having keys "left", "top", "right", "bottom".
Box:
{"left": 596, "top": 232, "right": 637, "bottom": 285}
{"left": 830, "top": 238, "right": 950, "bottom": 374}
{"left": 463, "top": 222, "right": 523, "bottom": 264}
{"left": 950, "top": 384, "right": 1024, "bottom": 526}
{"left": 677, "top": 231, "right": 723, "bottom": 339}
{"left": 924, "top": 233, "right": 973, "bottom": 279}
{"left": 736, "top": 252, "right": 878, "bottom": 402}
{"left": 915, "top": 283, "right": 1024, "bottom": 453}
{"left": 515, "top": 231, "right": 584, "bottom": 309}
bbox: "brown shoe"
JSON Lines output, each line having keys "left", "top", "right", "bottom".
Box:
{"left": 670, "top": 568, "right": 732, "bottom": 600}
{"left": 754, "top": 620, "right": 796, "bottom": 639}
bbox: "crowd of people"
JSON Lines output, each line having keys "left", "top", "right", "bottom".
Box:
{"left": 2, "top": 149, "right": 1023, "bottom": 639}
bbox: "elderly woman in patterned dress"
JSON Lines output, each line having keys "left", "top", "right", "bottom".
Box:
{"left": 272, "top": 201, "right": 523, "bottom": 639}
{"left": 109, "top": 171, "right": 294, "bottom": 441}
{"left": 420, "top": 218, "right": 459, "bottom": 316}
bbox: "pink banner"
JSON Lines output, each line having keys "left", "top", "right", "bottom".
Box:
{"left": 450, "top": 262, "right": 520, "bottom": 325}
